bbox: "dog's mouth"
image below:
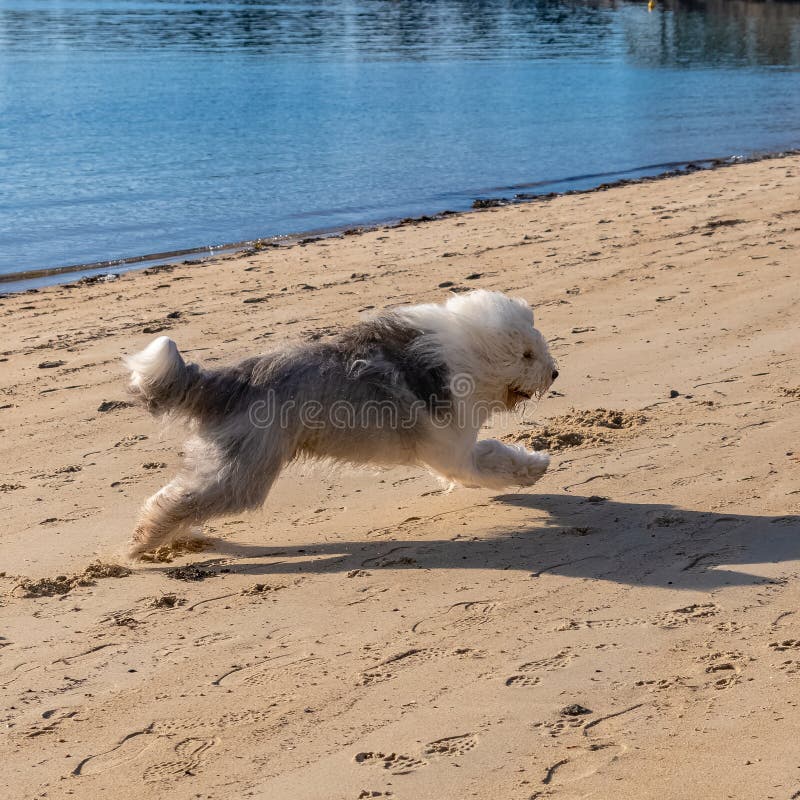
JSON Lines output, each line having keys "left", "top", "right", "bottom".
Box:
{"left": 506, "top": 386, "right": 533, "bottom": 408}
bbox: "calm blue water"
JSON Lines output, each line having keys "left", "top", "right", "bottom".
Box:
{"left": 1, "top": 0, "right": 800, "bottom": 281}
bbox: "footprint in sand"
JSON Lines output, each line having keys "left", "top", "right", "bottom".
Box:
{"left": 699, "top": 651, "right": 748, "bottom": 690}
{"left": 712, "top": 619, "right": 744, "bottom": 633}
{"left": 355, "top": 733, "right": 479, "bottom": 775}
{"left": 153, "top": 707, "right": 274, "bottom": 737}
{"left": 542, "top": 742, "right": 628, "bottom": 786}
{"left": 73, "top": 725, "right": 156, "bottom": 776}
{"left": 555, "top": 616, "right": 643, "bottom": 631}
{"left": 142, "top": 736, "right": 218, "bottom": 783}
{"left": 241, "top": 655, "right": 321, "bottom": 688}
{"left": 505, "top": 673, "right": 542, "bottom": 687}
{"left": 410, "top": 600, "right": 499, "bottom": 635}
{"left": 634, "top": 675, "right": 690, "bottom": 693}
{"left": 26, "top": 709, "right": 80, "bottom": 740}
{"left": 654, "top": 603, "right": 719, "bottom": 629}
{"left": 193, "top": 632, "right": 234, "bottom": 647}
{"left": 533, "top": 707, "right": 593, "bottom": 739}
{"left": 505, "top": 648, "right": 573, "bottom": 686}
{"left": 359, "top": 647, "right": 481, "bottom": 686}
{"left": 354, "top": 751, "right": 427, "bottom": 775}
{"left": 208, "top": 646, "right": 314, "bottom": 688}
{"left": 770, "top": 639, "right": 800, "bottom": 652}
{"left": 50, "top": 642, "right": 125, "bottom": 669}
{"left": 422, "top": 733, "right": 478, "bottom": 759}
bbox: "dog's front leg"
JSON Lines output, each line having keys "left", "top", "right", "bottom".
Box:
{"left": 422, "top": 437, "right": 549, "bottom": 490}
{"left": 470, "top": 439, "right": 549, "bottom": 488}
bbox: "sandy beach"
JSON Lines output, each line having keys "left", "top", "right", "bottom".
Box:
{"left": 1, "top": 155, "right": 799, "bottom": 799}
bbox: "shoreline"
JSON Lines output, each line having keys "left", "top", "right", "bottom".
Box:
{"left": 4, "top": 146, "right": 798, "bottom": 294}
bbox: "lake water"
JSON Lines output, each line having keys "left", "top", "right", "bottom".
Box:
{"left": 2, "top": 0, "right": 800, "bottom": 283}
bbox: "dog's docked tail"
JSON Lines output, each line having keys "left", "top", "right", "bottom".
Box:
{"left": 124, "top": 336, "right": 199, "bottom": 415}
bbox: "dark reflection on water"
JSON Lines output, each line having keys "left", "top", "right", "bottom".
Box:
{"left": 626, "top": 0, "right": 800, "bottom": 67}
{"left": 1, "top": 0, "right": 799, "bottom": 280}
{"left": 2, "top": 0, "right": 799, "bottom": 66}
{"left": 2, "top": 1, "right": 614, "bottom": 60}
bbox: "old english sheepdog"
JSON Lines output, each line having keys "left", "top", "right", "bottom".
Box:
{"left": 124, "top": 289, "right": 558, "bottom": 557}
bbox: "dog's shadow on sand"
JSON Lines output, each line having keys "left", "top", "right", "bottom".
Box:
{"left": 169, "top": 493, "right": 799, "bottom": 591}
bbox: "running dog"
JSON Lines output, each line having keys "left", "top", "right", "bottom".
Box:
{"left": 124, "top": 289, "right": 558, "bottom": 557}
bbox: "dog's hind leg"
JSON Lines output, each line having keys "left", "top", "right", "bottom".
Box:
{"left": 422, "top": 437, "right": 549, "bottom": 491}
{"left": 128, "top": 428, "right": 287, "bottom": 558}
{"left": 129, "top": 477, "right": 207, "bottom": 557}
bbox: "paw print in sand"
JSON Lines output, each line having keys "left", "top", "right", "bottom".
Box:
{"left": 354, "top": 751, "right": 427, "bottom": 775}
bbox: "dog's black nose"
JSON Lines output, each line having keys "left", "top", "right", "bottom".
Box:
{"left": 552, "top": 370, "right": 559, "bottom": 380}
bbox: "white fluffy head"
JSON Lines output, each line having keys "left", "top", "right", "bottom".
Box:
{"left": 399, "top": 289, "right": 558, "bottom": 408}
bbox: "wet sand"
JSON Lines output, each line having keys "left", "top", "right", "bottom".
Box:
{"left": 1, "top": 154, "right": 799, "bottom": 799}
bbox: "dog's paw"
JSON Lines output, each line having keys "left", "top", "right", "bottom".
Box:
{"left": 126, "top": 539, "right": 151, "bottom": 561}
{"left": 511, "top": 448, "right": 549, "bottom": 486}
{"left": 472, "top": 440, "right": 549, "bottom": 488}
{"left": 127, "top": 524, "right": 162, "bottom": 561}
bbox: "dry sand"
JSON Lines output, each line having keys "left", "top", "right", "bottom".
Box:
{"left": 1, "top": 155, "right": 799, "bottom": 800}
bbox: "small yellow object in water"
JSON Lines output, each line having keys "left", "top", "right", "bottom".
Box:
{"left": 648, "top": 0, "right": 656, "bottom": 10}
